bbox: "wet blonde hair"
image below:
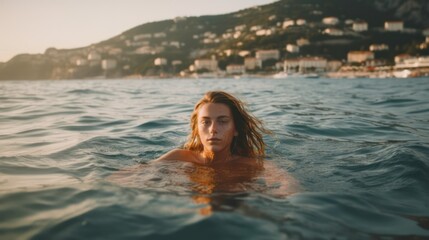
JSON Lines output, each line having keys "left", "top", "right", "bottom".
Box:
{"left": 184, "top": 91, "right": 270, "bottom": 159}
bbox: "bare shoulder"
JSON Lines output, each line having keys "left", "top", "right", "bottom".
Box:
{"left": 155, "top": 149, "right": 197, "bottom": 162}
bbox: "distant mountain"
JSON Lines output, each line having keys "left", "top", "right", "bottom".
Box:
{"left": 1, "top": 0, "right": 428, "bottom": 80}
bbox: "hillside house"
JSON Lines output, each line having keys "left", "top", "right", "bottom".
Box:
{"left": 385, "top": 21, "right": 403, "bottom": 31}
{"left": 353, "top": 21, "right": 368, "bottom": 32}
{"left": 250, "top": 25, "right": 262, "bottom": 31}
{"left": 75, "top": 58, "right": 88, "bottom": 66}
{"left": 154, "top": 58, "right": 167, "bottom": 66}
{"left": 133, "top": 34, "right": 152, "bottom": 41}
{"left": 102, "top": 59, "right": 117, "bottom": 70}
{"left": 323, "top": 17, "right": 339, "bottom": 25}
{"left": 244, "top": 57, "right": 262, "bottom": 70}
{"left": 395, "top": 56, "right": 429, "bottom": 69}
{"left": 324, "top": 28, "right": 344, "bottom": 36}
{"left": 255, "top": 50, "right": 280, "bottom": 61}
{"left": 238, "top": 51, "right": 251, "bottom": 57}
{"left": 126, "top": 40, "right": 150, "bottom": 47}
{"left": 283, "top": 19, "right": 295, "bottom": 29}
{"left": 296, "top": 38, "right": 310, "bottom": 46}
{"left": 226, "top": 64, "right": 245, "bottom": 74}
{"left": 235, "top": 25, "right": 246, "bottom": 31}
{"left": 369, "top": 44, "right": 389, "bottom": 51}
{"left": 296, "top": 19, "right": 307, "bottom": 26}
{"left": 284, "top": 57, "right": 327, "bottom": 73}
{"left": 153, "top": 32, "right": 167, "bottom": 38}
{"left": 194, "top": 59, "right": 218, "bottom": 72}
{"left": 286, "top": 44, "right": 300, "bottom": 53}
{"left": 327, "top": 60, "right": 342, "bottom": 72}
{"left": 394, "top": 54, "right": 412, "bottom": 64}
{"left": 348, "top": 51, "right": 374, "bottom": 63}
{"left": 256, "top": 29, "right": 273, "bottom": 36}
{"left": 88, "top": 51, "right": 101, "bottom": 61}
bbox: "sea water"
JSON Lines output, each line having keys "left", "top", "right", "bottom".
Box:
{"left": 0, "top": 78, "right": 428, "bottom": 239}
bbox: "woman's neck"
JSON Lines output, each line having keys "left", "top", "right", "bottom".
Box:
{"left": 200, "top": 149, "right": 233, "bottom": 164}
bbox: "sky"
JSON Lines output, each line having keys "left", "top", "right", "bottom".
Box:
{"left": 0, "top": 0, "right": 276, "bottom": 62}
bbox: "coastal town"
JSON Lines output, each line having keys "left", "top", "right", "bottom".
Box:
{"left": 1, "top": 1, "right": 429, "bottom": 80}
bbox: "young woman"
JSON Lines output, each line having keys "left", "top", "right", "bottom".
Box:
{"left": 110, "top": 91, "right": 300, "bottom": 197}
{"left": 156, "top": 91, "right": 270, "bottom": 165}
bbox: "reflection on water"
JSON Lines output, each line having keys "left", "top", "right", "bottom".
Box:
{"left": 108, "top": 159, "right": 298, "bottom": 216}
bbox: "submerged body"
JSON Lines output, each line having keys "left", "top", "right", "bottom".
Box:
{"left": 112, "top": 91, "right": 300, "bottom": 197}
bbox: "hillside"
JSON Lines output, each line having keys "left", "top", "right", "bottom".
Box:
{"left": 1, "top": 0, "right": 429, "bottom": 80}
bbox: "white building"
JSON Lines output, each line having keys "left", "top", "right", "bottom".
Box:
{"left": 244, "top": 57, "right": 262, "bottom": 70}
{"left": 255, "top": 50, "right": 280, "bottom": 61}
{"left": 395, "top": 56, "right": 429, "bottom": 69}
{"left": 88, "top": 51, "right": 101, "bottom": 61}
{"left": 286, "top": 44, "right": 300, "bottom": 53}
{"left": 226, "top": 65, "right": 245, "bottom": 74}
{"left": 327, "top": 60, "right": 342, "bottom": 72}
{"left": 369, "top": 44, "right": 389, "bottom": 51}
{"left": 296, "top": 38, "right": 310, "bottom": 46}
{"left": 347, "top": 51, "right": 374, "bottom": 63}
{"left": 102, "top": 59, "right": 117, "bottom": 70}
{"left": 75, "top": 58, "right": 88, "bottom": 66}
{"left": 153, "top": 32, "right": 167, "bottom": 38}
{"left": 296, "top": 19, "right": 307, "bottom": 26}
{"left": 170, "top": 41, "right": 181, "bottom": 48}
{"left": 284, "top": 57, "right": 328, "bottom": 73}
{"left": 194, "top": 59, "right": 218, "bottom": 72}
{"left": 323, "top": 17, "right": 340, "bottom": 25}
{"left": 282, "top": 19, "right": 295, "bottom": 29}
{"left": 126, "top": 40, "right": 150, "bottom": 47}
{"left": 172, "top": 60, "right": 182, "bottom": 66}
{"left": 268, "top": 15, "right": 277, "bottom": 21}
{"left": 385, "top": 21, "right": 404, "bottom": 31}
{"left": 250, "top": 25, "right": 262, "bottom": 32}
{"left": 133, "top": 33, "right": 152, "bottom": 41}
{"left": 235, "top": 25, "right": 246, "bottom": 31}
{"left": 394, "top": 54, "right": 412, "bottom": 64}
{"left": 324, "top": 28, "right": 344, "bottom": 36}
{"left": 238, "top": 50, "right": 251, "bottom": 57}
{"left": 135, "top": 46, "right": 164, "bottom": 55}
{"left": 154, "top": 58, "right": 167, "bottom": 66}
{"left": 299, "top": 57, "right": 327, "bottom": 73}
{"left": 353, "top": 21, "right": 368, "bottom": 32}
{"left": 256, "top": 29, "right": 273, "bottom": 36}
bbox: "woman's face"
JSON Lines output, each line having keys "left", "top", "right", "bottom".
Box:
{"left": 197, "top": 103, "right": 237, "bottom": 154}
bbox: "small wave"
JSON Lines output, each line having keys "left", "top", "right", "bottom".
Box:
{"left": 136, "top": 119, "right": 183, "bottom": 130}
{"left": 288, "top": 192, "right": 429, "bottom": 237}
{"left": 371, "top": 98, "right": 417, "bottom": 107}
{"left": 66, "top": 89, "right": 112, "bottom": 95}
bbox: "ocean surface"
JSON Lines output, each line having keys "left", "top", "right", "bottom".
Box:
{"left": 0, "top": 77, "right": 428, "bottom": 240}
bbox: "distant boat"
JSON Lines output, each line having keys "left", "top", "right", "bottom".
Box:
{"left": 392, "top": 69, "right": 411, "bottom": 78}
{"left": 272, "top": 72, "right": 320, "bottom": 79}
{"left": 302, "top": 73, "right": 320, "bottom": 78}
{"left": 272, "top": 72, "right": 288, "bottom": 79}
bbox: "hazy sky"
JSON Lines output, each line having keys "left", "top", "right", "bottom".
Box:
{"left": 0, "top": 0, "right": 277, "bottom": 62}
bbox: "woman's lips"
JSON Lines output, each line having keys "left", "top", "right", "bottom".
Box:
{"left": 207, "top": 138, "right": 221, "bottom": 142}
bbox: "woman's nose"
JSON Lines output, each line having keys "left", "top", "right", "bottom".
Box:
{"left": 209, "top": 122, "right": 218, "bottom": 133}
